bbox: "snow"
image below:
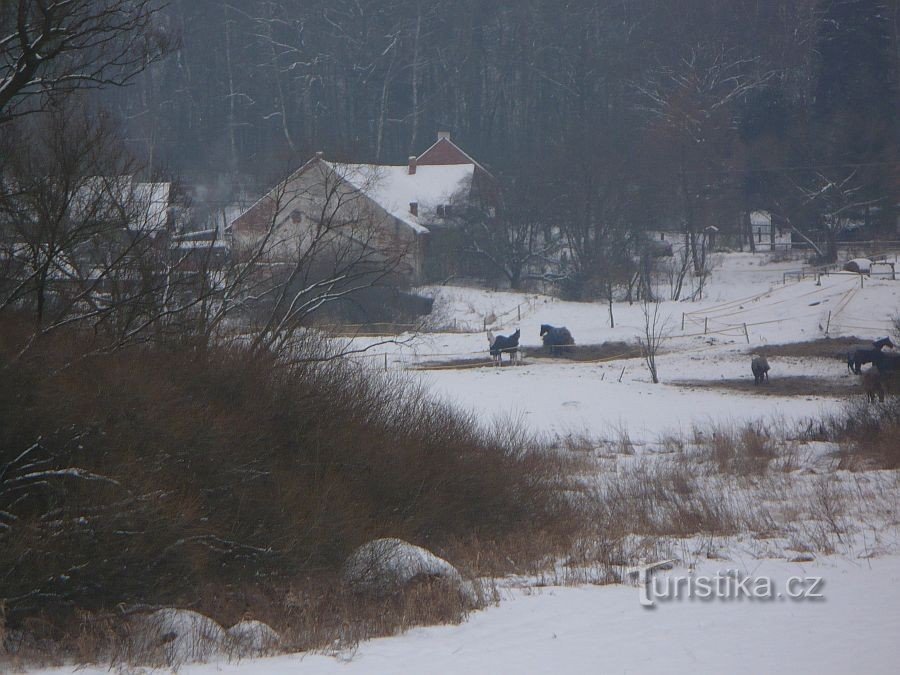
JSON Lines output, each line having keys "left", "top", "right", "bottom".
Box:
{"left": 43, "top": 556, "right": 900, "bottom": 674}
{"left": 326, "top": 161, "right": 475, "bottom": 233}
{"left": 345, "top": 254, "right": 899, "bottom": 443}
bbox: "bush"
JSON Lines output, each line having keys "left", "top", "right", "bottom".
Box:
{"left": 0, "top": 317, "right": 572, "bottom": 641}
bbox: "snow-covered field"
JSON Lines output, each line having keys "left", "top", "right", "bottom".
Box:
{"left": 36, "top": 252, "right": 900, "bottom": 674}
{"left": 356, "top": 253, "right": 899, "bottom": 443}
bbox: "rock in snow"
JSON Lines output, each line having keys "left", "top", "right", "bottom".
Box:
{"left": 343, "top": 537, "right": 476, "bottom": 603}
{"left": 131, "top": 609, "right": 280, "bottom": 664}
{"left": 227, "top": 619, "right": 281, "bottom": 656}
{"left": 132, "top": 608, "right": 227, "bottom": 665}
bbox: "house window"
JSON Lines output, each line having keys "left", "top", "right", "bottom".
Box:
{"left": 436, "top": 204, "right": 452, "bottom": 218}
{"left": 290, "top": 209, "right": 303, "bottom": 224}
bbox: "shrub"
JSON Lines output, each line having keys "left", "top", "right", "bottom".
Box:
{"left": 0, "top": 317, "right": 572, "bottom": 644}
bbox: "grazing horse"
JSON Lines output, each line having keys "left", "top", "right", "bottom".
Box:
{"left": 872, "top": 348, "right": 900, "bottom": 376}
{"left": 751, "top": 356, "right": 770, "bottom": 385}
{"left": 848, "top": 337, "right": 894, "bottom": 375}
{"left": 488, "top": 329, "right": 521, "bottom": 365}
{"left": 539, "top": 324, "right": 575, "bottom": 356}
{"left": 861, "top": 369, "right": 885, "bottom": 403}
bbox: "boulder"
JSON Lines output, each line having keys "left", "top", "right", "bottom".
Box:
{"left": 342, "top": 537, "right": 476, "bottom": 604}
{"left": 131, "top": 608, "right": 227, "bottom": 666}
{"left": 227, "top": 619, "right": 281, "bottom": 656}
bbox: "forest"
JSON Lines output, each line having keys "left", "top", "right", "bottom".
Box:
{"left": 2, "top": 1, "right": 898, "bottom": 287}
{"left": 103, "top": 0, "right": 900, "bottom": 263}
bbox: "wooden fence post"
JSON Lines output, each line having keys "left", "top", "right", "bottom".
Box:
{"left": 743, "top": 323, "right": 750, "bottom": 344}
{"left": 704, "top": 317, "right": 709, "bottom": 334}
{"left": 825, "top": 311, "right": 831, "bottom": 335}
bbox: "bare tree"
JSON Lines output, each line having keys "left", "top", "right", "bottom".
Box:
{"left": 636, "top": 43, "right": 777, "bottom": 272}
{"left": 0, "top": 1, "right": 171, "bottom": 122}
{"left": 227, "top": 161, "right": 418, "bottom": 355}
{"left": 452, "top": 174, "right": 561, "bottom": 289}
{"left": 637, "top": 297, "right": 669, "bottom": 384}
{"left": 790, "top": 169, "right": 882, "bottom": 263}
{"left": 0, "top": 105, "right": 163, "bottom": 331}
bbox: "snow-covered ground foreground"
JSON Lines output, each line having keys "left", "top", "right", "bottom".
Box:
{"left": 41, "top": 555, "right": 900, "bottom": 674}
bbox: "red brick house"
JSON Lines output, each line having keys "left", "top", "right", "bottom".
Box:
{"left": 230, "top": 133, "right": 494, "bottom": 283}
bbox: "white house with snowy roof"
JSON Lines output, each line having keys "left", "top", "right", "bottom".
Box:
{"left": 230, "top": 133, "right": 494, "bottom": 283}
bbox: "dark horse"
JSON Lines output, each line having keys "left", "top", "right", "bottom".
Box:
{"left": 540, "top": 324, "right": 575, "bottom": 356}
{"left": 488, "top": 329, "right": 521, "bottom": 365}
{"left": 848, "top": 337, "right": 895, "bottom": 374}
{"left": 751, "top": 355, "right": 770, "bottom": 385}
{"left": 872, "top": 348, "right": 900, "bottom": 375}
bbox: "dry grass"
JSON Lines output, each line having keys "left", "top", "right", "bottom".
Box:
{"left": 811, "top": 396, "right": 900, "bottom": 469}
{"left": 755, "top": 336, "right": 862, "bottom": 360}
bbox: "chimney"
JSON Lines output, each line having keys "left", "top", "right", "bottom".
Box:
{"left": 409, "top": 201, "right": 418, "bottom": 217}
{"left": 315, "top": 151, "right": 324, "bottom": 160}
{"left": 408, "top": 155, "right": 417, "bottom": 175}
{"left": 437, "top": 131, "right": 451, "bottom": 141}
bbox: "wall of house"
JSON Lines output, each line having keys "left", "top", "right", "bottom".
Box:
{"left": 231, "top": 160, "right": 426, "bottom": 282}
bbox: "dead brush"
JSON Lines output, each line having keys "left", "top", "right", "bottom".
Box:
{"left": 0, "top": 318, "right": 581, "bottom": 664}
{"left": 591, "top": 461, "right": 742, "bottom": 537}
{"left": 816, "top": 397, "right": 900, "bottom": 469}
{"left": 279, "top": 575, "right": 487, "bottom": 655}
{"left": 695, "top": 421, "right": 778, "bottom": 474}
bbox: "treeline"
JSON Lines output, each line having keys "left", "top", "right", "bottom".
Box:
{"left": 101, "top": 0, "right": 900, "bottom": 268}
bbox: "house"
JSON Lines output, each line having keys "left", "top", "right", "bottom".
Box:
{"left": 750, "top": 211, "right": 792, "bottom": 250}
{"left": 230, "top": 133, "right": 494, "bottom": 283}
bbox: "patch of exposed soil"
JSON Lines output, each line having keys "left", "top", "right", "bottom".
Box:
{"left": 754, "top": 336, "right": 873, "bottom": 360}
{"left": 414, "top": 357, "right": 496, "bottom": 370}
{"left": 528, "top": 341, "right": 642, "bottom": 362}
{"left": 672, "top": 375, "right": 859, "bottom": 397}
{"left": 414, "top": 341, "right": 644, "bottom": 370}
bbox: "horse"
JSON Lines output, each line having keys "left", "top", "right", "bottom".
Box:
{"left": 539, "top": 324, "right": 575, "bottom": 356}
{"left": 861, "top": 369, "right": 885, "bottom": 403}
{"left": 751, "top": 355, "right": 770, "bottom": 385}
{"left": 872, "top": 348, "right": 900, "bottom": 376}
{"left": 847, "top": 337, "right": 894, "bottom": 375}
{"left": 488, "top": 329, "right": 521, "bottom": 365}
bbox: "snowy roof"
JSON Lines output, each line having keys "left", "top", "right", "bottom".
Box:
{"left": 133, "top": 182, "right": 171, "bottom": 231}
{"left": 750, "top": 210, "right": 771, "bottom": 226}
{"left": 70, "top": 177, "right": 170, "bottom": 231}
{"left": 324, "top": 161, "right": 475, "bottom": 234}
